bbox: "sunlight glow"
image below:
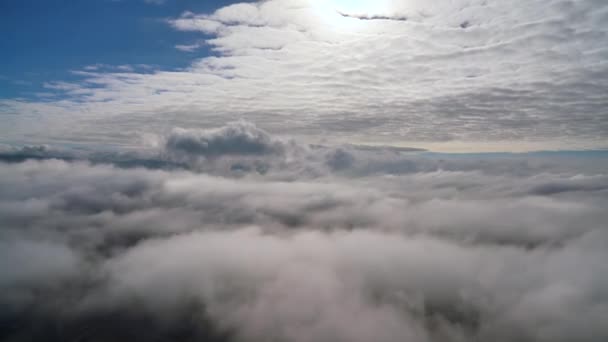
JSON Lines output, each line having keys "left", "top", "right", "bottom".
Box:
{"left": 309, "top": 0, "right": 392, "bottom": 30}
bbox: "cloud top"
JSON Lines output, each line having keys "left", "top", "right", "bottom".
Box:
{"left": 1, "top": 123, "right": 608, "bottom": 341}
{"left": 165, "top": 121, "right": 285, "bottom": 159}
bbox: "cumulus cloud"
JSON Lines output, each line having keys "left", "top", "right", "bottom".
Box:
{"left": 1, "top": 123, "right": 608, "bottom": 341}
{"left": 164, "top": 121, "right": 286, "bottom": 159}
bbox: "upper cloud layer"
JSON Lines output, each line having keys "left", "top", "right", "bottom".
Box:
{"left": 1, "top": 0, "right": 607, "bottom": 151}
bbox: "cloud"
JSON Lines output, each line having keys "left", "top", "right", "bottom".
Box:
{"left": 164, "top": 121, "right": 286, "bottom": 159}
{"left": 169, "top": 15, "right": 223, "bottom": 34}
{"left": 337, "top": 12, "right": 408, "bottom": 22}
{"left": 175, "top": 43, "right": 204, "bottom": 52}
{"left": 1, "top": 124, "right": 608, "bottom": 341}
{"left": 1, "top": 0, "right": 606, "bottom": 151}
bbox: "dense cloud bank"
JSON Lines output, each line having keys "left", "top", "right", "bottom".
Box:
{"left": 2, "top": 124, "right": 608, "bottom": 341}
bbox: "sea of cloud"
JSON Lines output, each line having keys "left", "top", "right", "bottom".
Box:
{"left": 1, "top": 122, "right": 607, "bottom": 341}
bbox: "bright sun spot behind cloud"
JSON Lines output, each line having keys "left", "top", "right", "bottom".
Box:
{"left": 310, "top": 0, "right": 395, "bottom": 28}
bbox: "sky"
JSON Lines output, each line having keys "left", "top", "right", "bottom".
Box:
{"left": 1, "top": 0, "right": 607, "bottom": 152}
{"left": 2, "top": 2, "right": 608, "bottom": 342}
{"left": 0, "top": 0, "right": 247, "bottom": 92}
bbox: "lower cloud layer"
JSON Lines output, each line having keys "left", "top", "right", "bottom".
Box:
{"left": 1, "top": 135, "right": 608, "bottom": 341}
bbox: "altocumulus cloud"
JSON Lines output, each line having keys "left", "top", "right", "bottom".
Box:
{"left": 1, "top": 0, "right": 607, "bottom": 151}
{"left": 1, "top": 122, "right": 608, "bottom": 341}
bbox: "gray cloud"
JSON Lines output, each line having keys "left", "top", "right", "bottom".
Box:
{"left": 164, "top": 121, "right": 286, "bottom": 159}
